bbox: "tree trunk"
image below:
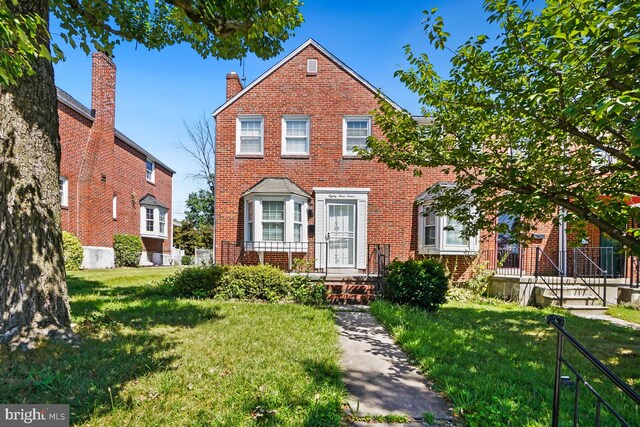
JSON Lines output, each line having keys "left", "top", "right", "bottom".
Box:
{"left": 0, "top": 0, "right": 76, "bottom": 349}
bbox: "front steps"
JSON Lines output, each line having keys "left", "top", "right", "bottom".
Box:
{"left": 306, "top": 274, "right": 378, "bottom": 305}
{"left": 534, "top": 285, "right": 608, "bottom": 315}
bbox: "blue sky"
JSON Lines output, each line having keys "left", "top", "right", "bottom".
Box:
{"left": 52, "top": 0, "right": 500, "bottom": 219}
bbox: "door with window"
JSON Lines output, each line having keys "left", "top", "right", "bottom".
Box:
{"left": 327, "top": 203, "right": 356, "bottom": 268}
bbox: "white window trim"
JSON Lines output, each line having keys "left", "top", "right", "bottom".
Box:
{"left": 244, "top": 195, "right": 308, "bottom": 252}
{"left": 140, "top": 206, "right": 169, "bottom": 239}
{"left": 417, "top": 204, "right": 479, "bottom": 255}
{"left": 146, "top": 159, "right": 155, "bottom": 183}
{"left": 59, "top": 176, "right": 69, "bottom": 207}
{"left": 112, "top": 195, "right": 117, "bottom": 220}
{"left": 281, "top": 115, "right": 310, "bottom": 156}
{"left": 342, "top": 116, "right": 372, "bottom": 157}
{"left": 236, "top": 115, "right": 264, "bottom": 156}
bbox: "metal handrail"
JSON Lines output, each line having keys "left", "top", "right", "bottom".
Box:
{"left": 536, "top": 247, "right": 564, "bottom": 305}
{"left": 573, "top": 248, "right": 607, "bottom": 306}
{"left": 547, "top": 315, "right": 640, "bottom": 426}
{"left": 574, "top": 247, "right": 607, "bottom": 276}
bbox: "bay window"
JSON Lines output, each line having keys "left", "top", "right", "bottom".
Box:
{"left": 140, "top": 204, "right": 169, "bottom": 239}
{"left": 262, "top": 201, "right": 285, "bottom": 241}
{"left": 417, "top": 205, "right": 478, "bottom": 255}
{"left": 244, "top": 197, "right": 308, "bottom": 249}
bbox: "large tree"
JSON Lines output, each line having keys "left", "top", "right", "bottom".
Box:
{"left": 366, "top": 0, "right": 640, "bottom": 252}
{"left": 0, "top": 0, "right": 302, "bottom": 348}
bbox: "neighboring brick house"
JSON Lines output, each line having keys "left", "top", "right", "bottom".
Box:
{"left": 212, "top": 39, "right": 588, "bottom": 281}
{"left": 57, "top": 52, "right": 175, "bottom": 269}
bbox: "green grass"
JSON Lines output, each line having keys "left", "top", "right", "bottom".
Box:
{"left": 607, "top": 305, "right": 640, "bottom": 324}
{"left": 371, "top": 300, "right": 640, "bottom": 427}
{"left": 1, "top": 267, "right": 346, "bottom": 426}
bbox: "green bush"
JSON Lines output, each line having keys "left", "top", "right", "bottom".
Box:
{"left": 384, "top": 258, "right": 448, "bottom": 312}
{"left": 218, "top": 264, "right": 292, "bottom": 302}
{"left": 113, "top": 234, "right": 143, "bottom": 267}
{"left": 163, "top": 265, "right": 227, "bottom": 298}
{"left": 181, "top": 255, "right": 192, "bottom": 266}
{"left": 290, "top": 274, "right": 328, "bottom": 306}
{"left": 62, "top": 231, "right": 83, "bottom": 271}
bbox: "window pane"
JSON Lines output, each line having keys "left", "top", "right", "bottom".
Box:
{"left": 286, "top": 137, "right": 308, "bottom": 153}
{"left": 262, "top": 201, "right": 284, "bottom": 221}
{"left": 286, "top": 120, "right": 307, "bottom": 136}
{"left": 262, "top": 223, "right": 284, "bottom": 241}
{"left": 146, "top": 209, "right": 154, "bottom": 232}
{"left": 240, "top": 119, "right": 262, "bottom": 153}
{"left": 445, "top": 218, "right": 468, "bottom": 245}
{"left": 294, "top": 203, "right": 302, "bottom": 222}
{"left": 240, "top": 137, "right": 261, "bottom": 153}
{"left": 241, "top": 120, "right": 262, "bottom": 136}
{"left": 346, "top": 137, "right": 367, "bottom": 151}
{"left": 294, "top": 223, "right": 302, "bottom": 242}
{"left": 425, "top": 226, "right": 436, "bottom": 245}
{"left": 159, "top": 211, "right": 166, "bottom": 234}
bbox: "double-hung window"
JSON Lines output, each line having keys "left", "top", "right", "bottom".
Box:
{"left": 59, "top": 176, "right": 68, "bottom": 207}
{"left": 237, "top": 116, "right": 264, "bottom": 155}
{"left": 159, "top": 210, "right": 166, "bottom": 234}
{"left": 293, "top": 202, "right": 303, "bottom": 242}
{"left": 146, "top": 208, "right": 155, "bottom": 232}
{"left": 343, "top": 116, "right": 371, "bottom": 156}
{"left": 282, "top": 116, "right": 310, "bottom": 155}
{"left": 146, "top": 159, "right": 155, "bottom": 182}
{"left": 424, "top": 211, "right": 436, "bottom": 246}
{"left": 262, "top": 201, "right": 285, "bottom": 242}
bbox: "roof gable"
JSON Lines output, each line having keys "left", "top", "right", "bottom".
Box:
{"left": 242, "top": 178, "right": 310, "bottom": 199}
{"left": 212, "top": 38, "right": 404, "bottom": 117}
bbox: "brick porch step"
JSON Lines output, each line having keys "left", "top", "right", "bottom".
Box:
{"left": 326, "top": 284, "right": 376, "bottom": 295}
{"left": 327, "top": 293, "right": 375, "bottom": 305}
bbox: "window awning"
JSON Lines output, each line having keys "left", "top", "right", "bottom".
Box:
{"left": 140, "top": 194, "right": 169, "bottom": 209}
{"left": 242, "top": 178, "right": 311, "bottom": 199}
{"left": 415, "top": 182, "right": 456, "bottom": 202}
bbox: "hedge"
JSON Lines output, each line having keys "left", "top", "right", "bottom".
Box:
{"left": 113, "top": 234, "right": 143, "bottom": 267}
{"left": 62, "top": 231, "right": 83, "bottom": 271}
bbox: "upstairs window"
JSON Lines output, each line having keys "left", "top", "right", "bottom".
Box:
{"left": 237, "top": 116, "right": 264, "bottom": 155}
{"left": 146, "top": 159, "right": 155, "bottom": 182}
{"left": 343, "top": 116, "right": 371, "bottom": 156}
{"left": 282, "top": 117, "right": 310, "bottom": 155}
{"left": 59, "top": 176, "right": 68, "bottom": 207}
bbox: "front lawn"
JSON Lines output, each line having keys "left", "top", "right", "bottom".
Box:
{"left": 607, "top": 305, "right": 640, "bottom": 325}
{"left": 0, "top": 268, "right": 346, "bottom": 426}
{"left": 371, "top": 300, "right": 640, "bottom": 426}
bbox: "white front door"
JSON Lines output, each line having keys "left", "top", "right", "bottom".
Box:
{"left": 327, "top": 202, "right": 356, "bottom": 268}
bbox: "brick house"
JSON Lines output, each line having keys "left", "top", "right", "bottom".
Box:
{"left": 57, "top": 52, "right": 174, "bottom": 269}
{"left": 212, "top": 39, "right": 626, "bottom": 284}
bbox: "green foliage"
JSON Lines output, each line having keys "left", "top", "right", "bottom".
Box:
{"left": 3, "top": 1, "right": 303, "bottom": 87}
{"left": 384, "top": 258, "right": 448, "bottom": 312}
{"left": 367, "top": 0, "right": 640, "bottom": 252}
{"left": 217, "top": 265, "right": 292, "bottom": 302}
{"left": 181, "top": 255, "right": 191, "bottom": 266}
{"left": 290, "top": 274, "right": 327, "bottom": 306}
{"left": 173, "top": 222, "right": 212, "bottom": 256}
{"left": 113, "top": 234, "right": 142, "bottom": 268}
{"left": 62, "top": 231, "right": 83, "bottom": 271}
{"left": 163, "top": 264, "right": 226, "bottom": 298}
{"left": 184, "top": 189, "right": 214, "bottom": 230}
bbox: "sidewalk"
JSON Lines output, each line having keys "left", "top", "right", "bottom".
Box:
{"left": 335, "top": 310, "right": 454, "bottom": 425}
{"left": 571, "top": 312, "right": 640, "bottom": 330}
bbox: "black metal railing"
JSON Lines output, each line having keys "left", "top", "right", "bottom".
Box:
{"left": 367, "top": 243, "right": 391, "bottom": 293}
{"left": 478, "top": 246, "right": 538, "bottom": 276}
{"left": 572, "top": 248, "right": 607, "bottom": 305}
{"left": 220, "top": 241, "right": 329, "bottom": 273}
{"left": 547, "top": 315, "right": 640, "bottom": 426}
{"left": 536, "top": 247, "right": 565, "bottom": 304}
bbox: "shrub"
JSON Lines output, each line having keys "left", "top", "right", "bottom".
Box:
{"left": 218, "top": 264, "right": 292, "bottom": 302}
{"left": 113, "top": 234, "right": 143, "bottom": 267}
{"left": 62, "top": 231, "right": 83, "bottom": 271}
{"left": 181, "top": 255, "right": 192, "bottom": 266}
{"left": 384, "top": 258, "right": 448, "bottom": 312}
{"left": 290, "top": 274, "right": 327, "bottom": 306}
{"left": 163, "top": 265, "right": 227, "bottom": 298}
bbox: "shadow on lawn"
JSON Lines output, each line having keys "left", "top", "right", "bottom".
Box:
{"left": 0, "top": 274, "right": 223, "bottom": 425}
{"left": 373, "top": 302, "right": 640, "bottom": 426}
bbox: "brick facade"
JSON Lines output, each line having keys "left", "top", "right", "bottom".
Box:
{"left": 58, "top": 52, "right": 174, "bottom": 268}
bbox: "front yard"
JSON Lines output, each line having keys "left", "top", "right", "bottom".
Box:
{"left": 0, "top": 268, "right": 346, "bottom": 426}
{"left": 371, "top": 300, "right": 640, "bottom": 426}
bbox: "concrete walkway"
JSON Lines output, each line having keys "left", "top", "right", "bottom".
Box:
{"left": 571, "top": 312, "right": 640, "bottom": 330}
{"left": 335, "top": 310, "right": 453, "bottom": 425}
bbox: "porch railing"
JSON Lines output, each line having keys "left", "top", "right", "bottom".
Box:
{"left": 546, "top": 315, "right": 640, "bottom": 426}
{"left": 478, "top": 247, "right": 538, "bottom": 276}
{"left": 220, "top": 241, "right": 329, "bottom": 273}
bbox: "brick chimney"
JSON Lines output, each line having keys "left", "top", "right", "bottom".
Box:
{"left": 91, "top": 52, "right": 116, "bottom": 135}
{"left": 226, "top": 72, "right": 243, "bottom": 100}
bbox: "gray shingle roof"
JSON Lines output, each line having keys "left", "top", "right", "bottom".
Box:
{"left": 56, "top": 87, "right": 175, "bottom": 174}
{"left": 416, "top": 182, "right": 456, "bottom": 201}
{"left": 242, "top": 178, "right": 311, "bottom": 199}
{"left": 140, "top": 194, "right": 169, "bottom": 209}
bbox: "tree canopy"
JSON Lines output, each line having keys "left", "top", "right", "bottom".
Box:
{"left": 1, "top": 0, "right": 304, "bottom": 85}
{"left": 366, "top": 0, "right": 640, "bottom": 251}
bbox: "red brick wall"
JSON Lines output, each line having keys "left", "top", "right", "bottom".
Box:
{"left": 214, "top": 44, "right": 495, "bottom": 280}
{"left": 58, "top": 52, "right": 172, "bottom": 258}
